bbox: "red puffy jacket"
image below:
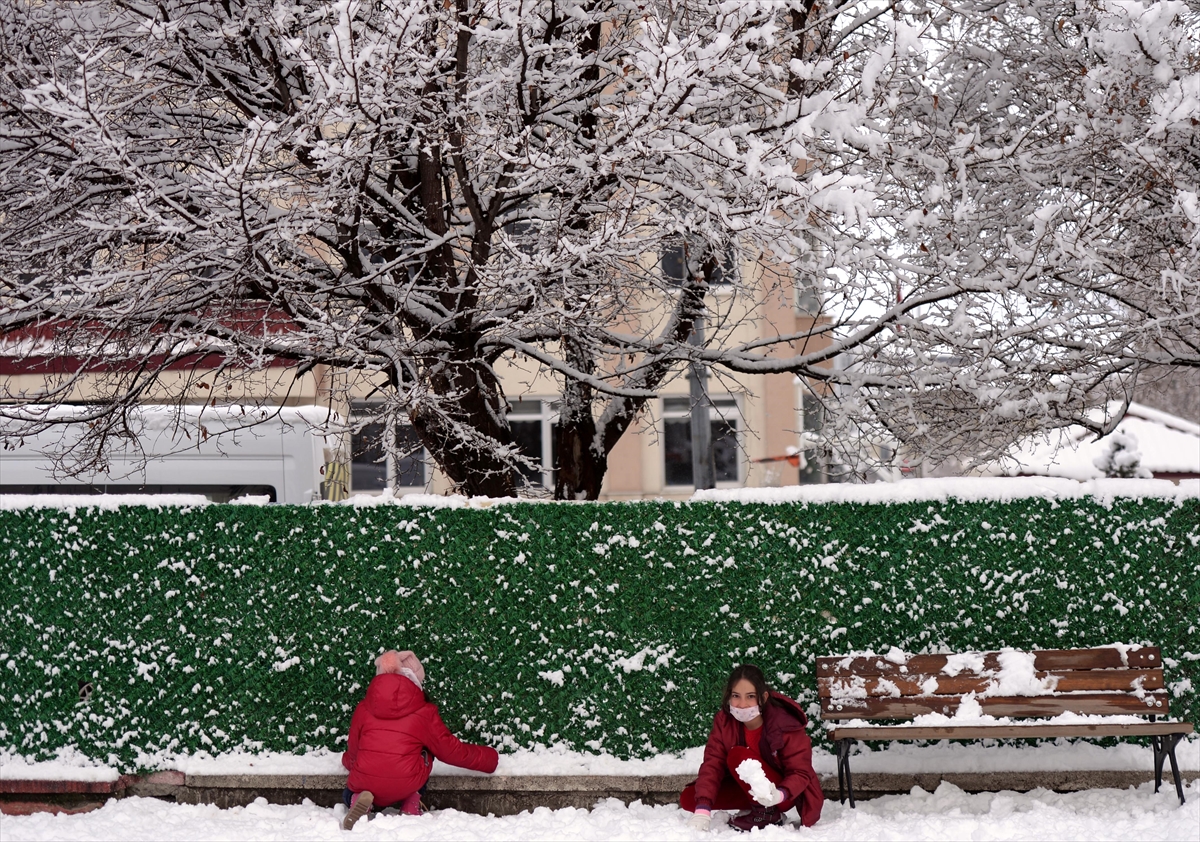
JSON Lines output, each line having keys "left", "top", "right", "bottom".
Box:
{"left": 341, "top": 673, "right": 499, "bottom": 807}
{"left": 693, "top": 692, "right": 824, "bottom": 827}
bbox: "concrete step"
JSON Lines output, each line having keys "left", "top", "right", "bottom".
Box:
{"left": 5, "top": 769, "right": 1194, "bottom": 816}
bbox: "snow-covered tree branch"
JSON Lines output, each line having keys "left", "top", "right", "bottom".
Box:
{"left": 1, "top": 0, "right": 1196, "bottom": 495}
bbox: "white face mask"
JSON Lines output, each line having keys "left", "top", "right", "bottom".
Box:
{"left": 729, "top": 704, "right": 761, "bottom": 723}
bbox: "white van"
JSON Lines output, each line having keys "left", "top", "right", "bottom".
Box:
{"left": 0, "top": 405, "right": 343, "bottom": 504}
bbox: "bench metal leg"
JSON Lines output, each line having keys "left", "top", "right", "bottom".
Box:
{"left": 836, "top": 738, "right": 856, "bottom": 808}
{"left": 1152, "top": 733, "right": 1186, "bottom": 805}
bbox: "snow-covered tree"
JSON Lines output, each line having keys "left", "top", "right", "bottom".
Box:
{"left": 1, "top": 0, "right": 1197, "bottom": 496}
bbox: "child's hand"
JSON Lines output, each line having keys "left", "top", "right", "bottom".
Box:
{"left": 752, "top": 783, "right": 785, "bottom": 807}
{"left": 687, "top": 808, "right": 711, "bottom": 831}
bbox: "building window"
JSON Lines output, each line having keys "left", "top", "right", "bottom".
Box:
{"left": 351, "top": 417, "right": 388, "bottom": 492}
{"left": 350, "top": 405, "right": 427, "bottom": 492}
{"left": 661, "top": 238, "right": 736, "bottom": 287}
{"left": 796, "top": 274, "right": 822, "bottom": 315}
{"left": 508, "top": 399, "right": 557, "bottom": 490}
{"left": 798, "top": 392, "right": 824, "bottom": 485}
{"left": 795, "top": 231, "right": 823, "bottom": 315}
{"left": 662, "top": 396, "right": 740, "bottom": 487}
{"left": 503, "top": 219, "right": 541, "bottom": 257}
{"left": 394, "top": 424, "right": 426, "bottom": 488}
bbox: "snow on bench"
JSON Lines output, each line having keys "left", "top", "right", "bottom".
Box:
{"left": 818, "top": 645, "right": 1194, "bottom": 807}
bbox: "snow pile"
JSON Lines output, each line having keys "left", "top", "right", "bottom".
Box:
{"left": 734, "top": 758, "right": 777, "bottom": 805}
{"left": 983, "top": 650, "right": 1059, "bottom": 696}
{"left": 943, "top": 652, "right": 987, "bottom": 676}
{"left": 2, "top": 782, "right": 1198, "bottom": 841}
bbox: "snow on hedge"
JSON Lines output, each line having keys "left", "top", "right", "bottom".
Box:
{"left": 1, "top": 490, "right": 1196, "bottom": 770}
{"left": 694, "top": 477, "right": 1200, "bottom": 506}
{"left": 2, "top": 477, "right": 1196, "bottom": 512}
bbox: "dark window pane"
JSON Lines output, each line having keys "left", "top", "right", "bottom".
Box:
{"left": 550, "top": 421, "right": 559, "bottom": 489}
{"left": 664, "top": 418, "right": 693, "bottom": 486}
{"left": 662, "top": 241, "right": 687, "bottom": 285}
{"left": 510, "top": 399, "right": 542, "bottom": 416}
{"left": 712, "top": 419, "right": 738, "bottom": 482}
{"left": 797, "top": 282, "right": 821, "bottom": 315}
{"left": 662, "top": 240, "right": 734, "bottom": 286}
{"left": 351, "top": 421, "right": 387, "bottom": 491}
{"left": 663, "top": 397, "right": 691, "bottom": 413}
{"left": 511, "top": 419, "right": 543, "bottom": 484}
{"left": 709, "top": 250, "right": 736, "bottom": 286}
{"left": 394, "top": 424, "right": 425, "bottom": 488}
{"left": 799, "top": 393, "right": 825, "bottom": 485}
{"left": 505, "top": 220, "right": 538, "bottom": 256}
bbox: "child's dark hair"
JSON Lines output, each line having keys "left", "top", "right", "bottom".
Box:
{"left": 721, "top": 663, "right": 773, "bottom": 712}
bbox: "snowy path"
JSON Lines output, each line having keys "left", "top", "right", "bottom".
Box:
{"left": 4, "top": 781, "right": 1197, "bottom": 842}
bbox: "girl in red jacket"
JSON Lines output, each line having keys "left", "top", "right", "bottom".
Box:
{"left": 680, "top": 664, "right": 823, "bottom": 832}
{"left": 340, "top": 649, "right": 499, "bottom": 830}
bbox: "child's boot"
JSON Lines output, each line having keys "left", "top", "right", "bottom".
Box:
{"left": 342, "top": 790, "right": 374, "bottom": 830}
{"left": 399, "top": 790, "right": 422, "bottom": 816}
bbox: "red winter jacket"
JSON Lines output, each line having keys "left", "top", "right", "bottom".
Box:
{"left": 693, "top": 692, "right": 824, "bottom": 827}
{"left": 341, "top": 674, "right": 498, "bottom": 807}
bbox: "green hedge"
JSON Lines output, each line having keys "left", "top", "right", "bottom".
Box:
{"left": 1, "top": 494, "right": 1197, "bottom": 770}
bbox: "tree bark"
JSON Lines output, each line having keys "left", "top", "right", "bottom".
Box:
{"left": 554, "top": 339, "right": 604, "bottom": 500}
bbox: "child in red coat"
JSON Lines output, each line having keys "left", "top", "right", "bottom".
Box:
{"left": 340, "top": 649, "right": 498, "bottom": 830}
{"left": 680, "top": 663, "right": 823, "bottom": 832}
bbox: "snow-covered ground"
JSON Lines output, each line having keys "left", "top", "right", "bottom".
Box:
{"left": 4, "top": 781, "right": 1197, "bottom": 841}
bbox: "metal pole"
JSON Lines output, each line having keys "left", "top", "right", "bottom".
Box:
{"left": 689, "top": 315, "right": 715, "bottom": 490}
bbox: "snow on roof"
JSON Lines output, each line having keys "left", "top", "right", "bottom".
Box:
{"left": 990, "top": 402, "right": 1200, "bottom": 480}
{"left": 0, "top": 494, "right": 209, "bottom": 511}
{"left": 0, "top": 403, "right": 336, "bottom": 431}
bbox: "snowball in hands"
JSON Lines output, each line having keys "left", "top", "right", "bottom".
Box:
{"left": 686, "top": 811, "right": 712, "bottom": 831}
{"left": 735, "top": 758, "right": 784, "bottom": 807}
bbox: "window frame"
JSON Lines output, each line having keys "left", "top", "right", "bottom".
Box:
{"left": 507, "top": 398, "right": 558, "bottom": 491}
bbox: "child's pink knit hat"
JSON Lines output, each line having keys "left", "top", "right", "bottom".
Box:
{"left": 375, "top": 649, "right": 425, "bottom": 688}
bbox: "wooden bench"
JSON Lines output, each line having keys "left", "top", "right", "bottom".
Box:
{"left": 817, "top": 646, "right": 1193, "bottom": 807}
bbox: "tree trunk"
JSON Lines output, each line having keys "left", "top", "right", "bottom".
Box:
{"left": 554, "top": 339, "right": 605, "bottom": 500}
{"left": 554, "top": 417, "right": 606, "bottom": 500}
{"left": 408, "top": 353, "right": 518, "bottom": 498}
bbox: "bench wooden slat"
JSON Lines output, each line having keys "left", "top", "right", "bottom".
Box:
{"left": 815, "top": 647, "right": 1161, "bottom": 678}
{"left": 821, "top": 645, "right": 1191, "bottom": 808}
{"left": 821, "top": 690, "right": 1171, "bottom": 720}
{"left": 817, "top": 669, "right": 1164, "bottom": 698}
{"left": 829, "top": 721, "right": 1195, "bottom": 741}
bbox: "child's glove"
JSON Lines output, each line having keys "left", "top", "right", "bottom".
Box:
{"left": 752, "top": 783, "right": 786, "bottom": 807}
{"left": 687, "top": 808, "right": 712, "bottom": 831}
